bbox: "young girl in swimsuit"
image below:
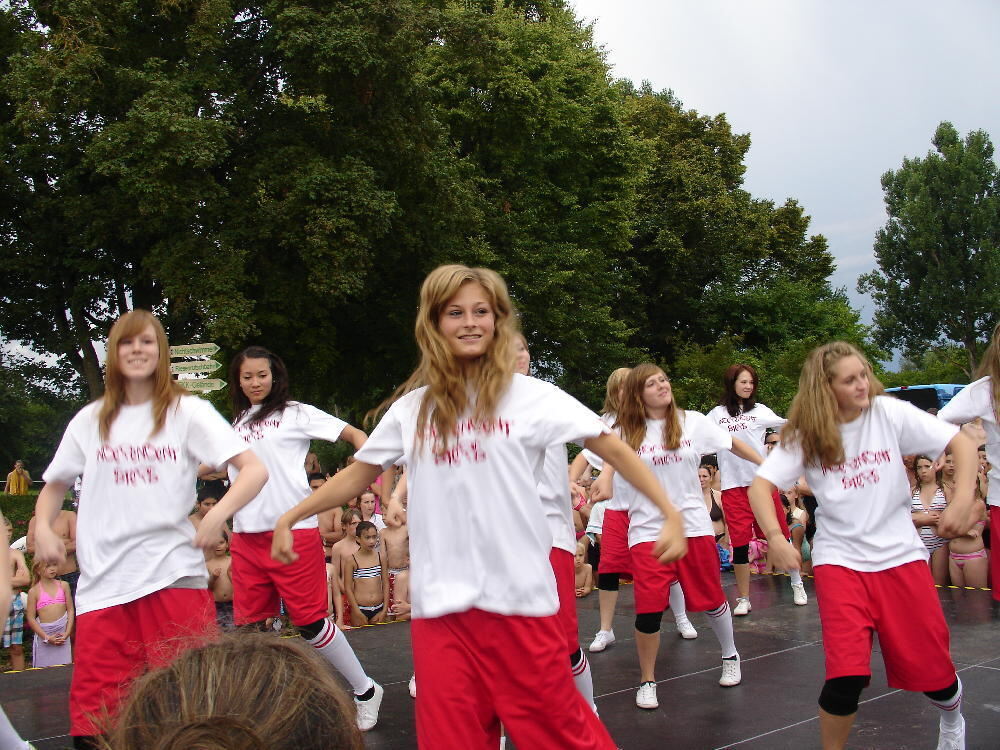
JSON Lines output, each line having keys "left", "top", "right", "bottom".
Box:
{"left": 272, "top": 264, "right": 684, "bottom": 750}
{"left": 25, "top": 559, "right": 74, "bottom": 667}
{"left": 344, "top": 522, "right": 388, "bottom": 624}
{"left": 910, "top": 454, "right": 950, "bottom": 585}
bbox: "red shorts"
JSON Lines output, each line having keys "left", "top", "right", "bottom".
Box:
{"left": 723, "top": 486, "right": 790, "bottom": 548}
{"left": 597, "top": 509, "right": 632, "bottom": 576}
{"left": 814, "top": 561, "right": 956, "bottom": 691}
{"left": 231, "top": 528, "right": 328, "bottom": 627}
{"left": 991, "top": 506, "right": 1000, "bottom": 601}
{"left": 411, "top": 609, "right": 615, "bottom": 750}
{"left": 550, "top": 547, "right": 580, "bottom": 655}
{"left": 631, "top": 537, "right": 726, "bottom": 614}
{"left": 70, "top": 588, "right": 216, "bottom": 736}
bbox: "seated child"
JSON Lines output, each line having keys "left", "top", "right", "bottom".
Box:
{"left": 207, "top": 531, "right": 234, "bottom": 630}
{"left": 107, "top": 633, "right": 363, "bottom": 750}
{"left": 380, "top": 504, "right": 410, "bottom": 621}
{"left": 343, "top": 522, "right": 388, "bottom": 625}
{"left": 574, "top": 541, "right": 593, "bottom": 597}
{"left": 3, "top": 515, "right": 29, "bottom": 671}
{"left": 188, "top": 482, "right": 225, "bottom": 531}
{"left": 25, "top": 560, "right": 74, "bottom": 667}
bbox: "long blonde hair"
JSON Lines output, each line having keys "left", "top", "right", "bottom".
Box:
{"left": 975, "top": 321, "right": 1000, "bottom": 423}
{"left": 377, "top": 264, "right": 520, "bottom": 454}
{"left": 99, "top": 310, "right": 187, "bottom": 442}
{"left": 616, "top": 363, "right": 682, "bottom": 451}
{"left": 782, "top": 342, "right": 884, "bottom": 468}
{"left": 601, "top": 367, "right": 631, "bottom": 416}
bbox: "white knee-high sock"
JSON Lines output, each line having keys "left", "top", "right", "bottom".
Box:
{"left": 570, "top": 648, "right": 597, "bottom": 712}
{"left": 0, "top": 706, "right": 28, "bottom": 750}
{"left": 705, "top": 602, "right": 738, "bottom": 659}
{"left": 669, "top": 580, "right": 689, "bottom": 623}
{"left": 788, "top": 569, "right": 803, "bottom": 585}
{"left": 306, "top": 619, "right": 374, "bottom": 695}
{"left": 928, "top": 678, "right": 963, "bottom": 731}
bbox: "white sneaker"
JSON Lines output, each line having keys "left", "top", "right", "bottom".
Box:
{"left": 675, "top": 617, "right": 698, "bottom": 639}
{"left": 355, "top": 681, "right": 384, "bottom": 731}
{"left": 719, "top": 655, "right": 741, "bottom": 687}
{"left": 936, "top": 716, "right": 966, "bottom": 750}
{"left": 635, "top": 681, "right": 658, "bottom": 709}
{"left": 408, "top": 674, "right": 417, "bottom": 698}
{"left": 589, "top": 629, "right": 616, "bottom": 652}
{"left": 733, "top": 597, "right": 751, "bottom": 616}
{"left": 791, "top": 581, "right": 808, "bottom": 606}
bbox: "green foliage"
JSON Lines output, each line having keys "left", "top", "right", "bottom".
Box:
{"left": 880, "top": 345, "right": 970, "bottom": 389}
{"left": 858, "top": 121, "right": 1000, "bottom": 374}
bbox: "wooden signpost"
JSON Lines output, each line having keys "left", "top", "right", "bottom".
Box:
{"left": 170, "top": 343, "right": 225, "bottom": 393}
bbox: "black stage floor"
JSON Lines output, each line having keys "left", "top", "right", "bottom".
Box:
{"left": 3, "top": 573, "right": 998, "bottom": 749}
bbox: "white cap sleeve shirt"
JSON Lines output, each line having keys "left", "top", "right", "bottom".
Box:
{"left": 939, "top": 376, "right": 999, "bottom": 507}
{"left": 707, "top": 403, "right": 786, "bottom": 491}
{"left": 580, "top": 412, "right": 616, "bottom": 472}
{"left": 354, "top": 374, "right": 609, "bottom": 620}
{"left": 625, "top": 411, "right": 733, "bottom": 547}
{"left": 43, "top": 396, "right": 248, "bottom": 616}
{"left": 229, "top": 402, "right": 349, "bottom": 533}
{"left": 756, "top": 396, "right": 959, "bottom": 572}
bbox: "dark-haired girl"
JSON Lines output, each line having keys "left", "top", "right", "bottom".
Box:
{"left": 344, "top": 522, "right": 388, "bottom": 624}
{"left": 910, "top": 454, "right": 949, "bottom": 585}
{"left": 708, "top": 364, "right": 804, "bottom": 614}
{"left": 225, "top": 346, "right": 383, "bottom": 731}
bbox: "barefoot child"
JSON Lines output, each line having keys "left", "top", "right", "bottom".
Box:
{"left": 343, "top": 522, "right": 388, "bottom": 625}
{"left": 25, "top": 560, "right": 74, "bottom": 667}
{"left": 948, "top": 498, "right": 988, "bottom": 589}
{"left": 331, "top": 509, "right": 362, "bottom": 627}
{"left": 207, "top": 532, "right": 234, "bottom": 630}
{"left": 574, "top": 542, "right": 593, "bottom": 598}
{"left": 380, "top": 503, "right": 410, "bottom": 621}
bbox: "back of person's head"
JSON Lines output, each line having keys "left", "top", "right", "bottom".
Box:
{"left": 307, "top": 472, "right": 326, "bottom": 485}
{"left": 602, "top": 367, "right": 631, "bottom": 416}
{"left": 197, "top": 481, "right": 226, "bottom": 504}
{"left": 105, "top": 633, "right": 364, "bottom": 750}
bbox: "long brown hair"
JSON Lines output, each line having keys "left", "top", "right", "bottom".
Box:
{"left": 975, "top": 320, "right": 1000, "bottom": 423}
{"left": 601, "top": 367, "right": 631, "bottom": 416}
{"left": 229, "top": 346, "right": 292, "bottom": 427}
{"left": 719, "top": 363, "right": 757, "bottom": 417}
{"left": 105, "top": 634, "right": 364, "bottom": 750}
{"left": 99, "top": 310, "right": 186, "bottom": 442}
{"left": 376, "top": 264, "right": 520, "bottom": 454}
{"left": 616, "top": 364, "right": 682, "bottom": 451}
{"left": 782, "top": 342, "right": 885, "bottom": 468}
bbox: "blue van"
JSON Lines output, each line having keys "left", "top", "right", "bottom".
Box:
{"left": 884, "top": 384, "right": 966, "bottom": 412}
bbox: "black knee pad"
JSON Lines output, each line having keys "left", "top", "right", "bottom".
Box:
{"left": 818, "top": 675, "right": 870, "bottom": 716}
{"left": 296, "top": 618, "right": 328, "bottom": 641}
{"left": 732, "top": 544, "right": 749, "bottom": 565}
{"left": 925, "top": 679, "right": 959, "bottom": 702}
{"left": 569, "top": 647, "right": 585, "bottom": 670}
{"left": 634, "top": 611, "right": 664, "bottom": 634}
{"left": 598, "top": 572, "right": 620, "bottom": 591}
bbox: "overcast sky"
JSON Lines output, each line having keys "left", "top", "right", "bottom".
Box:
{"left": 570, "top": 0, "right": 1000, "bottom": 321}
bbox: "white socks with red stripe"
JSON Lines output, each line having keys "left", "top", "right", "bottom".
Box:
{"left": 0, "top": 706, "right": 28, "bottom": 750}
{"left": 306, "top": 619, "right": 373, "bottom": 696}
{"left": 928, "top": 678, "right": 963, "bottom": 731}
{"left": 669, "top": 580, "right": 689, "bottom": 624}
{"left": 706, "top": 602, "right": 738, "bottom": 659}
{"left": 570, "top": 648, "right": 597, "bottom": 713}
{"left": 788, "top": 569, "right": 803, "bottom": 585}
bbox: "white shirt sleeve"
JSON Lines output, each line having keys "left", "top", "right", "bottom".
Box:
{"left": 756, "top": 443, "right": 805, "bottom": 490}
{"left": 183, "top": 397, "right": 250, "bottom": 468}
{"left": 938, "top": 378, "right": 990, "bottom": 426}
{"left": 295, "top": 403, "right": 350, "bottom": 443}
{"left": 882, "top": 397, "right": 958, "bottom": 457}
{"left": 43, "top": 411, "right": 89, "bottom": 485}
{"left": 355, "top": 403, "right": 406, "bottom": 470}
{"left": 755, "top": 404, "right": 787, "bottom": 429}
{"left": 688, "top": 411, "right": 733, "bottom": 456}
{"left": 529, "top": 383, "right": 609, "bottom": 449}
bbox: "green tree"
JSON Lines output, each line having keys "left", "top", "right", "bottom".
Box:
{"left": 858, "top": 121, "right": 1000, "bottom": 374}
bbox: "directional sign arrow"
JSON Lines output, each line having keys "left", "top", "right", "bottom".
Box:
{"left": 178, "top": 378, "right": 226, "bottom": 393}
{"left": 169, "top": 343, "right": 220, "bottom": 358}
{"left": 170, "top": 360, "right": 222, "bottom": 375}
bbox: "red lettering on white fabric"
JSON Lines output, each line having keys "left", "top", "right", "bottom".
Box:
{"left": 236, "top": 418, "right": 283, "bottom": 443}
{"left": 425, "top": 417, "right": 515, "bottom": 466}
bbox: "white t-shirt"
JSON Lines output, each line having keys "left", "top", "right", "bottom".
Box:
{"left": 938, "top": 376, "right": 999, "bottom": 507}
{"left": 580, "top": 413, "right": 615, "bottom": 471}
{"left": 229, "top": 403, "right": 348, "bottom": 533}
{"left": 538, "top": 444, "right": 577, "bottom": 554}
{"left": 756, "top": 396, "right": 958, "bottom": 571}
{"left": 622, "top": 411, "right": 733, "bottom": 547}
{"left": 43, "top": 396, "right": 247, "bottom": 615}
{"left": 354, "top": 374, "right": 608, "bottom": 619}
{"left": 708, "top": 403, "right": 786, "bottom": 490}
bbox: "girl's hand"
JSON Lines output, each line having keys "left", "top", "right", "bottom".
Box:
{"left": 34, "top": 526, "right": 67, "bottom": 566}
{"left": 271, "top": 521, "right": 298, "bottom": 564}
{"left": 193, "top": 516, "right": 225, "bottom": 553}
{"left": 765, "top": 537, "right": 802, "bottom": 572}
{"left": 372, "top": 610, "right": 386, "bottom": 624}
{"left": 590, "top": 474, "right": 613, "bottom": 503}
{"left": 652, "top": 518, "right": 687, "bottom": 563}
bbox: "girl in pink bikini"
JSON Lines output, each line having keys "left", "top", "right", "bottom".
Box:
{"left": 25, "top": 559, "right": 75, "bottom": 667}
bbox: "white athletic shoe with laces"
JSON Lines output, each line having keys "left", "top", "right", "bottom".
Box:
{"left": 408, "top": 674, "right": 417, "bottom": 698}
{"left": 936, "top": 716, "right": 966, "bottom": 750}
{"left": 719, "top": 655, "right": 742, "bottom": 687}
{"left": 733, "top": 597, "right": 751, "bottom": 616}
{"left": 635, "top": 681, "right": 658, "bottom": 709}
{"left": 675, "top": 617, "right": 698, "bottom": 639}
{"left": 791, "top": 581, "right": 808, "bottom": 606}
{"left": 589, "top": 629, "right": 616, "bottom": 652}
{"left": 355, "top": 681, "right": 384, "bottom": 732}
